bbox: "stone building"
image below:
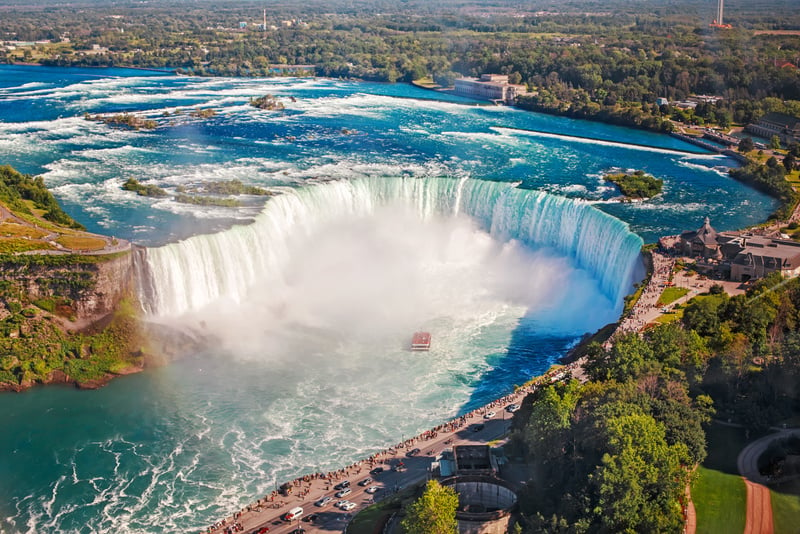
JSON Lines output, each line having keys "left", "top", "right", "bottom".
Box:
{"left": 746, "top": 112, "right": 800, "bottom": 145}
{"left": 677, "top": 218, "right": 800, "bottom": 282}
{"left": 440, "top": 475, "right": 519, "bottom": 534}
{"left": 721, "top": 235, "right": 800, "bottom": 282}
{"left": 679, "top": 217, "right": 721, "bottom": 259}
{"left": 454, "top": 74, "right": 526, "bottom": 104}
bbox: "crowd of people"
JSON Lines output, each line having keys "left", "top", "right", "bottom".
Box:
{"left": 203, "top": 359, "right": 583, "bottom": 534}
{"left": 609, "top": 250, "right": 676, "bottom": 339}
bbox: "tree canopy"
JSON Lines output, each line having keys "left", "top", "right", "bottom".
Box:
{"left": 401, "top": 479, "right": 459, "bottom": 534}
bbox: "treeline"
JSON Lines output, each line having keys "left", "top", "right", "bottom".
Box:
{"left": 729, "top": 158, "right": 798, "bottom": 219}
{"left": 605, "top": 170, "right": 664, "bottom": 199}
{"left": 511, "top": 272, "right": 800, "bottom": 532}
{"left": 0, "top": 165, "right": 84, "bottom": 230}
{"left": 1, "top": 1, "right": 799, "bottom": 131}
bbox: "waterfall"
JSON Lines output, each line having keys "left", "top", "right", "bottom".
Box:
{"left": 140, "top": 177, "right": 643, "bottom": 317}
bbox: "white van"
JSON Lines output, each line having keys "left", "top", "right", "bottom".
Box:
{"left": 282, "top": 506, "right": 304, "bottom": 521}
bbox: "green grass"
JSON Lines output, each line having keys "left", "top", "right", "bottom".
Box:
{"left": 691, "top": 422, "right": 749, "bottom": 533}
{"left": 692, "top": 466, "right": 746, "bottom": 534}
{"left": 0, "top": 237, "right": 54, "bottom": 254}
{"left": 771, "top": 482, "right": 800, "bottom": 534}
{"left": 347, "top": 500, "right": 400, "bottom": 534}
{"left": 654, "top": 309, "right": 683, "bottom": 324}
{"left": 56, "top": 235, "right": 107, "bottom": 251}
{"left": 657, "top": 287, "right": 689, "bottom": 306}
{"left": 623, "top": 281, "right": 647, "bottom": 315}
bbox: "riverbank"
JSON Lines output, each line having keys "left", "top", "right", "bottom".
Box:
{"left": 3, "top": 61, "right": 176, "bottom": 74}
{"left": 204, "top": 361, "right": 580, "bottom": 534}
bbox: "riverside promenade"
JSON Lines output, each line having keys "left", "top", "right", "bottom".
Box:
{"left": 204, "top": 362, "right": 579, "bottom": 534}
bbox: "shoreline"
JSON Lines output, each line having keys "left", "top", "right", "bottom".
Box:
{"left": 204, "top": 360, "right": 582, "bottom": 534}
{"left": 2, "top": 61, "right": 176, "bottom": 74}
{"left": 0, "top": 362, "right": 145, "bottom": 393}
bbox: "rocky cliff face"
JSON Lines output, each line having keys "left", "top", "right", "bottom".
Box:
{"left": 0, "top": 251, "right": 136, "bottom": 329}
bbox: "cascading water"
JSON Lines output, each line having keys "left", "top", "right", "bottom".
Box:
{"left": 140, "top": 177, "right": 643, "bottom": 318}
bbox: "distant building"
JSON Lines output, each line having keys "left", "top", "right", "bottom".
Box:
{"left": 454, "top": 74, "right": 527, "bottom": 104}
{"left": 677, "top": 217, "right": 800, "bottom": 281}
{"left": 688, "top": 94, "right": 723, "bottom": 106}
{"left": 440, "top": 475, "right": 519, "bottom": 534}
{"left": 453, "top": 445, "right": 498, "bottom": 476}
{"left": 656, "top": 97, "right": 669, "bottom": 107}
{"left": 239, "top": 22, "right": 248, "bottom": 29}
{"left": 674, "top": 100, "right": 698, "bottom": 110}
{"left": 679, "top": 217, "right": 721, "bottom": 259}
{"left": 746, "top": 112, "right": 800, "bottom": 145}
{"left": 722, "top": 235, "right": 800, "bottom": 282}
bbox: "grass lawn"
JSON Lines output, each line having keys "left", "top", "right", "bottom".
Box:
{"left": 654, "top": 309, "right": 683, "bottom": 324}
{"left": 692, "top": 466, "right": 746, "bottom": 534}
{"left": 0, "top": 222, "right": 47, "bottom": 239}
{"left": 691, "top": 422, "right": 749, "bottom": 534}
{"left": 347, "top": 499, "right": 400, "bottom": 534}
{"left": 347, "top": 486, "right": 420, "bottom": 534}
{"left": 56, "top": 235, "right": 107, "bottom": 251}
{"left": 771, "top": 487, "right": 800, "bottom": 534}
{"left": 657, "top": 286, "right": 689, "bottom": 306}
{"left": 770, "top": 477, "right": 800, "bottom": 534}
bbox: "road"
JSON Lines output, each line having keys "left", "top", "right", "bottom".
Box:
{"left": 207, "top": 402, "right": 521, "bottom": 534}
{"left": 735, "top": 429, "right": 800, "bottom": 534}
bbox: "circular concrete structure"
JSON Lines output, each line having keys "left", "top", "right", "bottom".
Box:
{"left": 441, "top": 476, "right": 519, "bottom": 534}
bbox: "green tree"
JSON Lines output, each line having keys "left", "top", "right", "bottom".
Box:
{"left": 401, "top": 480, "right": 459, "bottom": 534}
{"left": 785, "top": 153, "right": 796, "bottom": 172}
{"left": 738, "top": 136, "right": 755, "bottom": 153}
{"left": 524, "top": 380, "right": 581, "bottom": 462}
{"left": 770, "top": 135, "right": 782, "bottom": 150}
{"left": 593, "top": 413, "right": 686, "bottom": 533}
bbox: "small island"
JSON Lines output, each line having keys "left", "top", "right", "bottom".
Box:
{"left": 122, "top": 178, "right": 276, "bottom": 207}
{"left": 249, "top": 94, "right": 285, "bottom": 111}
{"left": 604, "top": 170, "right": 663, "bottom": 200}
{"left": 122, "top": 177, "right": 169, "bottom": 198}
{"left": 177, "top": 179, "right": 273, "bottom": 197}
{"left": 84, "top": 112, "right": 158, "bottom": 130}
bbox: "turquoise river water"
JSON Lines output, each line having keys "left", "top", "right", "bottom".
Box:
{"left": 0, "top": 65, "right": 777, "bottom": 533}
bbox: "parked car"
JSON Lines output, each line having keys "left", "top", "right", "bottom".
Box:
{"left": 369, "top": 467, "right": 384, "bottom": 475}
{"left": 470, "top": 423, "right": 485, "bottom": 432}
{"left": 339, "top": 501, "right": 356, "bottom": 511}
{"left": 302, "top": 513, "right": 318, "bottom": 523}
{"left": 314, "top": 496, "right": 332, "bottom": 507}
{"left": 484, "top": 411, "right": 496, "bottom": 419}
{"left": 406, "top": 448, "right": 421, "bottom": 457}
{"left": 358, "top": 477, "right": 373, "bottom": 486}
{"left": 505, "top": 403, "right": 520, "bottom": 413}
{"left": 335, "top": 488, "right": 352, "bottom": 498}
{"left": 365, "top": 486, "right": 380, "bottom": 494}
{"left": 333, "top": 480, "right": 350, "bottom": 490}
{"left": 282, "top": 507, "right": 304, "bottom": 522}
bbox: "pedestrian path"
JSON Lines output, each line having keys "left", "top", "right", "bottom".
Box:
{"left": 204, "top": 364, "right": 581, "bottom": 534}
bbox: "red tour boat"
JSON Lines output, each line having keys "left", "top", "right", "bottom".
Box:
{"left": 411, "top": 331, "right": 431, "bottom": 351}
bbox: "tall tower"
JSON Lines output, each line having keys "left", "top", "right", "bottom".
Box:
{"left": 263, "top": 8, "right": 267, "bottom": 31}
{"left": 717, "top": 0, "right": 724, "bottom": 26}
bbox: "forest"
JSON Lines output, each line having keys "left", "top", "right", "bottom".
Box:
{"left": 1, "top": 0, "right": 800, "bottom": 131}
{"left": 509, "top": 272, "right": 800, "bottom": 532}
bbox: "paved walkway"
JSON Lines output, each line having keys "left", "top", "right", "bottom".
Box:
{"left": 206, "top": 408, "right": 517, "bottom": 534}
{"left": 736, "top": 429, "right": 800, "bottom": 534}
{"left": 685, "top": 482, "right": 696, "bottom": 534}
{"left": 204, "top": 363, "right": 582, "bottom": 534}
